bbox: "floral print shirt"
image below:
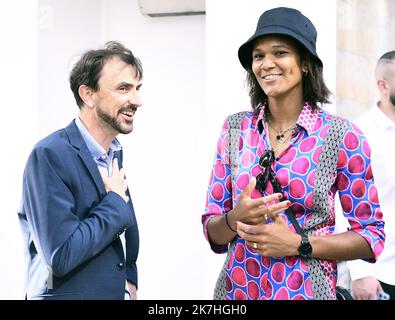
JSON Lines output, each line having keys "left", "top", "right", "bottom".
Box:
{"left": 202, "top": 103, "right": 385, "bottom": 300}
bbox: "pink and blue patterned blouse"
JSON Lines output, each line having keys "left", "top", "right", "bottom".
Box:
{"left": 202, "top": 103, "right": 385, "bottom": 300}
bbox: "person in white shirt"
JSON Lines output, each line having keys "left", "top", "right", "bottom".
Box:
{"left": 348, "top": 51, "right": 395, "bottom": 300}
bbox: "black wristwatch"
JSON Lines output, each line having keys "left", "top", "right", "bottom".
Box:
{"left": 298, "top": 234, "right": 312, "bottom": 258}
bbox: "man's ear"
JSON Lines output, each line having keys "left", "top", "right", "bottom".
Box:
{"left": 377, "top": 79, "right": 387, "bottom": 95}
{"left": 78, "top": 85, "right": 95, "bottom": 108}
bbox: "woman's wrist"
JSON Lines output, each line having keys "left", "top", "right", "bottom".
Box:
{"left": 225, "top": 212, "right": 237, "bottom": 233}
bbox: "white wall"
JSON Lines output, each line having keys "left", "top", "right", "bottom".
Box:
{"left": 0, "top": 0, "right": 38, "bottom": 299}
{"left": 37, "top": 0, "right": 104, "bottom": 135}
{"left": 0, "top": 0, "right": 336, "bottom": 300}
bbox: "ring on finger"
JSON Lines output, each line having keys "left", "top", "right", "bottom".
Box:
{"left": 264, "top": 213, "right": 268, "bottom": 220}
{"left": 252, "top": 242, "right": 258, "bottom": 249}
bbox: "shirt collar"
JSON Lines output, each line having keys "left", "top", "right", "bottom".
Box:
{"left": 373, "top": 102, "right": 395, "bottom": 131}
{"left": 257, "top": 102, "right": 320, "bottom": 136}
{"left": 75, "top": 117, "right": 122, "bottom": 161}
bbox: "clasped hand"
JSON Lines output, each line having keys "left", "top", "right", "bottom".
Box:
{"left": 100, "top": 158, "right": 129, "bottom": 203}
{"left": 233, "top": 178, "right": 300, "bottom": 257}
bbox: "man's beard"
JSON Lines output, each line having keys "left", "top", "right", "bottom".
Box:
{"left": 390, "top": 91, "right": 395, "bottom": 107}
{"left": 97, "top": 106, "right": 136, "bottom": 134}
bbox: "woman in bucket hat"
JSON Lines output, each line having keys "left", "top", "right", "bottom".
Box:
{"left": 202, "top": 7, "right": 385, "bottom": 300}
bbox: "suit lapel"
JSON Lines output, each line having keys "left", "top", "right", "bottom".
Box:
{"left": 64, "top": 120, "right": 107, "bottom": 198}
{"left": 65, "top": 120, "right": 126, "bottom": 261}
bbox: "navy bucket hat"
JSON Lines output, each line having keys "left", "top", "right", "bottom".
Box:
{"left": 238, "top": 7, "right": 322, "bottom": 70}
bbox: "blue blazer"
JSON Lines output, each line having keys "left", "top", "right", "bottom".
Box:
{"left": 19, "top": 120, "right": 139, "bottom": 300}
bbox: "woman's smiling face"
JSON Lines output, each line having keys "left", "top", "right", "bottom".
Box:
{"left": 251, "top": 35, "right": 305, "bottom": 99}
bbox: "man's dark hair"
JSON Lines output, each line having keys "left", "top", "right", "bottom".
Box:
{"left": 379, "top": 51, "right": 395, "bottom": 62}
{"left": 69, "top": 41, "right": 143, "bottom": 109}
{"left": 245, "top": 37, "right": 332, "bottom": 113}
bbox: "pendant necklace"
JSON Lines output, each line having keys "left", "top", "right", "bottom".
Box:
{"left": 267, "top": 118, "right": 297, "bottom": 143}
{"left": 271, "top": 128, "right": 294, "bottom": 154}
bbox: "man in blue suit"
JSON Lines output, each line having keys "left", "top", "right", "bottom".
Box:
{"left": 19, "top": 41, "right": 142, "bottom": 300}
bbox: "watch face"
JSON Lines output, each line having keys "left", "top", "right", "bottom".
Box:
{"left": 299, "top": 237, "right": 312, "bottom": 258}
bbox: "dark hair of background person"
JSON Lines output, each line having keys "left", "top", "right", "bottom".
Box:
{"left": 379, "top": 50, "right": 395, "bottom": 61}
{"left": 69, "top": 41, "right": 143, "bottom": 109}
{"left": 245, "top": 35, "right": 332, "bottom": 113}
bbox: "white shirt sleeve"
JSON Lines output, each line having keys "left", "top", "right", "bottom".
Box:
{"left": 347, "top": 259, "right": 374, "bottom": 281}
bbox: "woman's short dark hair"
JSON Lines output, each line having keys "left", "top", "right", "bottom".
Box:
{"left": 246, "top": 37, "right": 332, "bottom": 113}
{"left": 69, "top": 41, "right": 143, "bottom": 109}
